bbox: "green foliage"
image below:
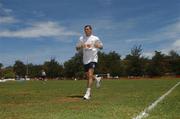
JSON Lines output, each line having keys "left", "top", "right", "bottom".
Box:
{"left": 145, "top": 51, "right": 166, "bottom": 76}
{"left": 63, "top": 51, "right": 84, "bottom": 78}
{"left": 168, "top": 50, "right": 180, "bottom": 75}
{"left": 1, "top": 67, "right": 15, "bottom": 78}
{"left": 43, "top": 58, "right": 63, "bottom": 78}
{"left": 1, "top": 47, "right": 180, "bottom": 78}
{"left": 96, "top": 51, "right": 123, "bottom": 76}
{"left": 0, "top": 63, "right": 3, "bottom": 78}
{"left": 27, "top": 64, "right": 42, "bottom": 78}
{"left": 13, "top": 60, "right": 26, "bottom": 77}
{"left": 0, "top": 63, "right": 3, "bottom": 69}
{"left": 125, "top": 45, "right": 144, "bottom": 76}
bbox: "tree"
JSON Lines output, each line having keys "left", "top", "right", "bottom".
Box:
{"left": 43, "top": 58, "right": 63, "bottom": 78}
{"left": 168, "top": 50, "right": 180, "bottom": 75}
{"left": 0, "top": 63, "right": 3, "bottom": 69}
{"left": 95, "top": 52, "right": 109, "bottom": 74}
{"left": 63, "top": 51, "right": 84, "bottom": 78}
{"left": 0, "top": 63, "right": 3, "bottom": 78}
{"left": 26, "top": 64, "right": 43, "bottom": 78}
{"left": 13, "top": 60, "right": 26, "bottom": 77}
{"left": 125, "top": 45, "right": 144, "bottom": 76}
{"left": 146, "top": 51, "right": 166, "bottom": 76}
{"left": 2, "top": 67, "right": 15, "bottom": 78}
{"left": 96, "top": 51, "right": 123, "bottom": 76}
{"left": 169, "top": 50, "right": 179, "bottom": 59}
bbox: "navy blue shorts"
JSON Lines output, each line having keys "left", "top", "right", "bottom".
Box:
{"left": 84, "top": 62, "right": 97, "bottom": 72}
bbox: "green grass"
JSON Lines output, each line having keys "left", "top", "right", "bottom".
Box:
{"left": 0, "top": 78, "right": 179, "bottom": 119}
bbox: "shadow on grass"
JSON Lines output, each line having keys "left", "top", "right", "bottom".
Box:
{"left": 67, "top": 95, "right": 83, "bottom": 99}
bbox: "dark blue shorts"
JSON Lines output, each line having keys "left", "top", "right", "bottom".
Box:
{"left": 84, "top": 62, "right": 97, "bottom": 72}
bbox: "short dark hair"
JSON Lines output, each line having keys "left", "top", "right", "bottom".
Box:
{"left": 84, "top": 25, "right": 92, "bottom": 30}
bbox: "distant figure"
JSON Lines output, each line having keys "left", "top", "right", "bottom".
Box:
{"left": 76, "top": 25, "right": 103, "bottom": 100}
{"left": 16, "top": 75, "right": 20, "bottom": 80}
{"left": 41, "top": 70, "right": 46, "bottom": 81}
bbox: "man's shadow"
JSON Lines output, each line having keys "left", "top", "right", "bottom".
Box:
{"left": 67, "top": 95, "right": 83, "bottom": 99}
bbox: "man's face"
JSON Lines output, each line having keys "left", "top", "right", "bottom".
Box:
{"left": 84, "top": 27, "right": 92, "bottom": 36}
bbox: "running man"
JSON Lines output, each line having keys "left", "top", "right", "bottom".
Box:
{"left": 76, "top": 25, "right": 103, "bottom": 100}
{"left": 41, "top": 69, "right": 46, "bottom": 81}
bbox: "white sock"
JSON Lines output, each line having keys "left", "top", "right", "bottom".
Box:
{"left": 86, "top": 88, "right": 91, "bottom": 94}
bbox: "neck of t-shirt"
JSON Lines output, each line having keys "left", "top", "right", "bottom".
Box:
{"left": 85, "top": 34, "right": 92, "bottom": 37}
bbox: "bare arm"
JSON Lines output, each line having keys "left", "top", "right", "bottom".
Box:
{"left": 94, "top": 40, "right": 103, "bottom": 49}
{"left": 76, "top": 40, "right": 84, "bottom": 51}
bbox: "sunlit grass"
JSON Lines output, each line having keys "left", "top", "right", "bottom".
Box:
{"left": 0, "top": 78, "right": 179, "bottom": 119}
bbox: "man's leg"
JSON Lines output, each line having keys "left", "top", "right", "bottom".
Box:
{"left": 87, "top": 68, "right": 94, "bottom": 88}
{"left": 94, "top": 75, "right": 101, "bottom": 88}
{"left": 86, "top": 69, "right": 101, "bottom": 88}
{"left": 84, "top": 68, "right": 94, "bottom": 99}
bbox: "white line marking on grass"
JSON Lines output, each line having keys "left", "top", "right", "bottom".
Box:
{"left": 132, "top": 81, "right": 180, "bottom": 119}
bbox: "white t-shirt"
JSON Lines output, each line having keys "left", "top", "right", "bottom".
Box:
{"left": 42, "top": 71, "right": 46, "bottom": 76}
{"left": 78, "top": 35, "right": 103, "bottom": 64}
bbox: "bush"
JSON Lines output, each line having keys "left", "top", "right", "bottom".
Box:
{"left": 2, "top": 68, "right": 15, "bottom": 79}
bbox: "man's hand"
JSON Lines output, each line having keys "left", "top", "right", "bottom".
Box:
{"left": 94, "top": 41, "right": 103, "bottom": 49}
{"left": 76, "top": 41, "right": 84, "bottom": 51}
{"left": 85, "top": 44, "right": 92, "bottom": 49}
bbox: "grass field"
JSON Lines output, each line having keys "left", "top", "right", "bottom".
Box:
{"left": 0, "top": 78, "right": 180, "bottom": 119}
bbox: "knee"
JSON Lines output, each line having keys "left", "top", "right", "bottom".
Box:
{"left": 87, "top": 73, "right": 94, "bottom": 79}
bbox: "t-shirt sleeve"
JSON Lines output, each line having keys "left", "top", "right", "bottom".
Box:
{"left": 76, "top": 36, "right": 84, "bottom": 48}
{"left": 95, "top": 37, "right": 103, "bottom": 47}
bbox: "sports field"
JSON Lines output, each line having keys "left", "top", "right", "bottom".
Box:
{"left": 0, "top": 78, "right": 179, "bottom": 119}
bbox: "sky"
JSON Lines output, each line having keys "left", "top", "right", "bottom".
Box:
{"left": 0, "top": 0, "right": 180, "bottom": 66}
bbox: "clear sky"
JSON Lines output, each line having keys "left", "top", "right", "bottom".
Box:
{"left": 0, "top": 0, "right": 180, "bottom": 66}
